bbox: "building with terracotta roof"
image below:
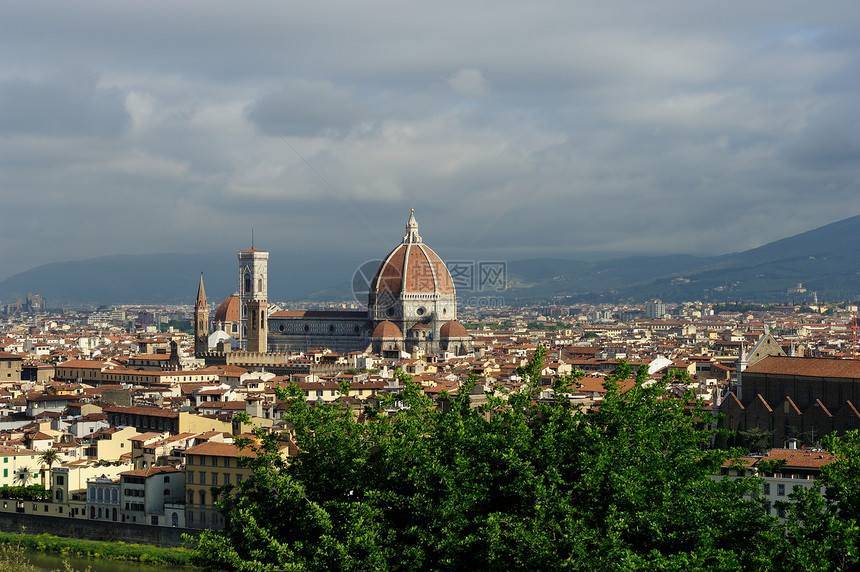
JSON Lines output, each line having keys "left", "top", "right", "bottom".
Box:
{"left": 721, "top": 355, "right": 860, "bottom": 446}
{"left": 184, "top": 441, "right": 258, "bottom": 530}
{"left": 718, "top": 445, "right": 834, "bottom": 519}
{"left": 204, "top": 211, "right": 472, "bottom": 358}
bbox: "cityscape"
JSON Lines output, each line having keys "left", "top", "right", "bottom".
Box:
{"left": 3, "top": 0, "right": 860, "bottom": 569}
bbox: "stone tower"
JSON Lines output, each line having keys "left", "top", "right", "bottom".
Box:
{"left": 194, "top": 273, "right": 209, "bottom": 356}
{"left": 238, "top": 240, "right": 269, "bottom": 351}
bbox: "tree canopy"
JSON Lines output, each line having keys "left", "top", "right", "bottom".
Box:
{"left": 189, "top": 351, "right": 860, "bottom": 571}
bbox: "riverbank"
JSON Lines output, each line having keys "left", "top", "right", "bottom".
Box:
{"left": 0, "top": 533, "right": 194, "bottom": 568}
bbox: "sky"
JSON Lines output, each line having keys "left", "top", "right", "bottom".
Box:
{"left": 2, "top": 1, "right": 860, "bottom": 283}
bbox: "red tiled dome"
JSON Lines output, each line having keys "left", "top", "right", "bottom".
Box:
{"left": 214, "top": 295, "right": 240, "bottom": 323}
{"left": 371, "top": 320, "right": 403, "bottom": 339}
{"left": 440, "top": 320, "right": 468, "bottom": 338}
{"left": 369, "top": 211, "right": 454, "bottom": 299}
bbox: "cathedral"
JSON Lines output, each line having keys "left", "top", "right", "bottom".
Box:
{"left": 195, "top": 211, "right": 472, "bottom": 359}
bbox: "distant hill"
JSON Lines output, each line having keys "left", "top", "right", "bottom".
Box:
{"left": 3, "top": 214, "right": 860, "bottom": 307}
{"left": 502, "top": 214, "right": 860, "bottom": 304}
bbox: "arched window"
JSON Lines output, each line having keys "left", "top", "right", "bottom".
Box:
{"left": 199, "top": 490, "right": 207, "bottom": 505}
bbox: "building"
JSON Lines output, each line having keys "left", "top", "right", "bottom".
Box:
{"left": 194, "top": 274, "right": 209, "bottom": 356}
{"left": 645, "top": 299, "right": 666, "bottom": 319}
{"left": 0, "top": 352, "right": 25, "bottom": 381}
{"left": 238, "top": 245, "right": 269, "bottom": 352}
{"left": 721, "top": 355, "right": 860, "bottom": 446}
{"left": 269, "top": 211, "right": 471, "bottom": 356}
{"left": 184, "top": 441, "right": 256, "bottom": 530}
{"left": 204, "top": 211, "right": 472, "bottom": 358}
{"left": 719, "top": 446, "right": 833, "bottom": 518}
{"left": 119, "top": 465, "right": 185, "bottom": 526}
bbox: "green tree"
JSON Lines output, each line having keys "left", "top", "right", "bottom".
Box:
{"left": 773, "top": 431, "right": 860, "bottom": 570}
{"left": 191, "top": 354, "right": 781, "bottom": 571}
{"left": 39, "top": 449, "right": 60, "bottom": 488}
{"left": 13, "top": 467, "right": 33, "bottom": 487}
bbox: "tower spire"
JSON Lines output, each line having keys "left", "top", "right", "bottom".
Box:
{"left": 194, "top": 273, "right": 210, "bottom": 356}
{"left": 196, "top": 273, "right": 207, "bottom": 308}
{"left": 403, "top": 209, "right": 422, "bottom": 244}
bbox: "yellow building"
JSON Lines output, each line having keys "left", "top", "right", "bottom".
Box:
{"left": 183, "top": 441, "right": 257, "bottom": 530}
{"left": 0, "top": 446, "right": 41, "bottom": 488}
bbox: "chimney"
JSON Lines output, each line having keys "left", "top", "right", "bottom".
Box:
{"left": 787, "top": 438, "right": 798, "bottom": 450}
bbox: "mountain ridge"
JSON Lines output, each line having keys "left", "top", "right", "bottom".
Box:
{"left": 2, "top": 214, "right": 859, "bottom": 306}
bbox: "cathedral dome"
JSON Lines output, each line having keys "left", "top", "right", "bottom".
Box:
{"left": 440, "top": 320, "right": 468, "bottom": 339}
{"left": 369, "top": 210, "right": 455, "bottom": 301}
{"left": 371, "top": 320, "right": 403, "bottom": 339}
{"left": 214, "top": 295, "right": 241, "bottom": 323}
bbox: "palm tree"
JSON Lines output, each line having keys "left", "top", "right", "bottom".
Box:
{"left": 13, "top": 467, "right": 33, "bottom": 487}
{"left": 38, "top": 449, "right": 60, "bottom": 488}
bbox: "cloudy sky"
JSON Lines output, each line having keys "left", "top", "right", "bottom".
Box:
{"left": 2, "top": 1, "right": 859, "bottom": 283}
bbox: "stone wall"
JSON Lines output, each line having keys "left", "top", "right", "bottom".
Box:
{"left": 0, "top": 512, "right": 196, "bottom": 547}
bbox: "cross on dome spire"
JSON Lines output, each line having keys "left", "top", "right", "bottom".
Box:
{"left": 403, "top": 209, "right": 422, "bottom": 244}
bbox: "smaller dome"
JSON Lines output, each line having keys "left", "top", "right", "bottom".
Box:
{"left": 440, "top": 320, "right": 468, "bottom": 339}
{"left": 371, "top": 320, "right": 403, "bottom": 339}
{"left": 214, "top": 295, "right": 241, "bottom": 323}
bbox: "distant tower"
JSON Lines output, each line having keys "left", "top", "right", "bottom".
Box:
{"left": 238, "top": 237, "right": 269, "bottom": 351}
{"left": 645, "top": 299, "right": 666, "bottom": 319}
{"left": 194, "top": 273, "right": 210, "bottom": 356}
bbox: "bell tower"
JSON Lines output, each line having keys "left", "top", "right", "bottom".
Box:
{"left": 194, "top": 273, "right": 210, "bottom": 356}
{"left": 238, "top": 234, "right": 269, "bottom": 351}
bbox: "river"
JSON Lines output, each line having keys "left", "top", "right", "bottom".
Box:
{"left": 26, "top": 550, "right": 192, "bottom": 572}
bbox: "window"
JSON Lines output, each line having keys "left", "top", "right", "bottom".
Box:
{"left": 211, "top": 473, "right": 218, "bottom": 486}
{"left": 777, "top": 505, "right": 786, "bottom": 518}
{"left": 763, "top": 483, "right": 770, "bottom": 495}
{"left": 164, "top": 476, "right": 170, "bottom": 483}
{"left": 223, "top": 474, "right": 230, "bottom": 485}
{"left": 187, "top": 472, "right": 193, "bottom": 484}
{"left": 777, "top": 484, "right": 785, "bottom": 496}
